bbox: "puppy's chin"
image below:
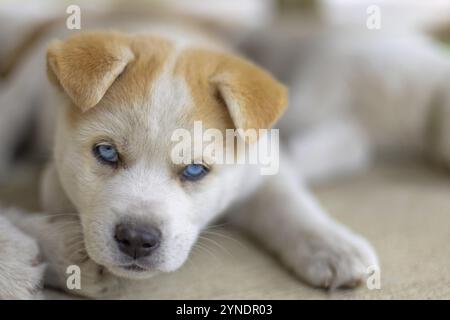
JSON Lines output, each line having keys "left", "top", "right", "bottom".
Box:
{"left": 106, "top": 264, "right": 160, "bottom": 280}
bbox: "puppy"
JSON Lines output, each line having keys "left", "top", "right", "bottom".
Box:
{"left": 42, "top": 28, "right": 378, "bottom": 287}
{"left": 12, "top": 20, "right": 442, "bottom": 297}
{"left": 0, "top": 27, "right": 378, "bottom": 297}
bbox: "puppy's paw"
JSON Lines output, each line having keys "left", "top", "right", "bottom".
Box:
{"left": 69, "top": 258, "right": 121, "bottom": 299}
{"left": 0, "top": 157, "right": 11, "bottom": 184}
{"left": 287, "top": 225, "right": 378, "bottom": 289}
{"left": 0, "top": 216, "right": 46, "bottom": 299}
{"left": 45, "top": 222, "right": 121, "bottom": 298}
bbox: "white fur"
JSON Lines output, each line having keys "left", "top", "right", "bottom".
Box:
{"left": 48, "top": 45, "right": 252, "bottom": 281}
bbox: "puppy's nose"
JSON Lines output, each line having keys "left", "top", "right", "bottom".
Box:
{"left": 114, "top": 223, "right": 161, "bottom": 259}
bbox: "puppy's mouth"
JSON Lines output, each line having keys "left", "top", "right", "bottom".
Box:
{"left": 122, "top": 263, "right": 148, "bottom": 272}
{"left": 102, "top": 261, "right": 160, "bottom": 279}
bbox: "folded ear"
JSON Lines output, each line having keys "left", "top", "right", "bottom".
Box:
{"left": 46, "top": 32, "right": 134, "bottom": 112}
{"left": 211, "top": 54, "right": 288, "bottom": 137}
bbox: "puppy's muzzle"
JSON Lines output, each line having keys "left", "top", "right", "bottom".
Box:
{"left": 114, "top": 223, "right": 161, "bottom": 259}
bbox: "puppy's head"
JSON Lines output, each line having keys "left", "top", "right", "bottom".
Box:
{"left": 46, "top": 31, "right": 287, "bottom": 279}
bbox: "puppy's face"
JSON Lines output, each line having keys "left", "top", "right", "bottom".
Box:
{"left": 47, "top": 32, "right": 286, "bottom": 279}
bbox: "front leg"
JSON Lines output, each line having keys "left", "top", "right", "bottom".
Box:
{"left": 6, "top": 208, "right": 121, "bottom": 299}
{"left": 231, "top": 159, "right": 378, "bottom": 289}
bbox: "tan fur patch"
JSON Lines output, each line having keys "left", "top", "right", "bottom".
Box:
{"left": 51, "top": 31, "right": 287, "bottom": 149}
{"left": 62, "top": 36, "right": 173, "bottom": 130}
{"left": 47, "top": 32, "right": 134, "bottom": 112}
{"left": 50, "top": 32, "right": 174, "bottom": 132}
{"left": 174, "top": 48, "right": 288, "bottom": 138}
{"left": 101, "top": 34, "right": 174, "bottom": 108}
{"left": 47, "top": 32, "right": 173, "bottom": 113}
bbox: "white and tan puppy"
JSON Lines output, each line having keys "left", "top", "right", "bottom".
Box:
{"left": 0, "top": 26, "right": 380, "bottom": 298}
{"left": 44, "top": 30, "right": 377, "bottom": 287}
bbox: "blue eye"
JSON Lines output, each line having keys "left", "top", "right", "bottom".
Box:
{"left": 182, "top": 164, "right": 209, "bottom": 181}
{"left": 94, "top": 143, "right": 119, "bottom": 165}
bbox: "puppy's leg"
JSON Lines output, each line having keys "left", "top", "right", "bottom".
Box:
{"left": 0, "top": 212, "right": 45, "bottom": 299}
{"left": 286, "top": 117, "right": 372, "bottom": 184}
{"left": 41, "top": 217, "right": 121, "bottom": 299}
{"left": 231, "top": 156, "right": 378, "bottom": 289}
{"left": 8, "top": 209, "right": 121, "bottom": 299}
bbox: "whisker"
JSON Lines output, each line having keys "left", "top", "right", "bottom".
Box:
{"left": 201, "top": 230, "right": 248, "bottom": 250}
{"left": 193, "top": 242, "right": 219, "bottom": 264}
{"left": 199, "top": 235, "right": 233, "bottom": 260}
{"left": 203, "top": 222, "right": 230, "bottom": 230}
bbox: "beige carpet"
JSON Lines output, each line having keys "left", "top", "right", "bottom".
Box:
{"left": 1, "top": 160, "right": 449, "bottom": 299}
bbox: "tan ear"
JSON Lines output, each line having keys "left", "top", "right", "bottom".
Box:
{"left": 46, "top": 32, "right": 134, "bottom": 112}
{"left": 211, "top": 55, "right": 288, "bottom": 135}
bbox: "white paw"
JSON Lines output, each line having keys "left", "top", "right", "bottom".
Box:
{"left": 44, "top": 217, "right": 121, "bottom": 299}
{"left": 0, "top": 216, "right": 46, "bottom": 299}
{"left": 287, "top": 224, "right": 379, "bottom": 289}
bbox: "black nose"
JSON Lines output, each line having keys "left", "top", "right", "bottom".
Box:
{"left": 114, "top": 223, "right": 161, "bottom": 259}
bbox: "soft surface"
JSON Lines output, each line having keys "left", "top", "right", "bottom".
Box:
{"left": 1, "top": 160, "right": 449, "bottom": 299}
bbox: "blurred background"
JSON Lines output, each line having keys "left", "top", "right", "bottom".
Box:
{"left": 2, "top": 0, "right": 450, "bottom": 81}
{"left": 1, "top": 0, "right": 450, "bottom": 32}
{"left": 2, "top": 0, "right": 450, "bottom": 91}
{"left": 2, "top": 0, "right": 450, "bottom": 45}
